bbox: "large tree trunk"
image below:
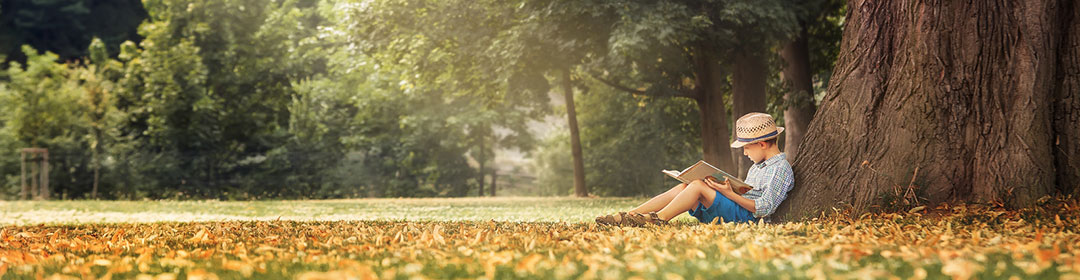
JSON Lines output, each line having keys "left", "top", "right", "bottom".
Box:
{"left": 562, "top": 69, "right": 588, "bottom": 197}
{"left": 731, "top": 51, "right": 768, "bottom": 179}
{"left": 693, "top": 49, "right": 736, "bottom": 173}
{"left": 1054, "top": 0, "right": 1080, "bottom": 196}
{"left": 774, "top": 0, "right": 1080, "bottom": 221}
{"left": 781, "top": 26, "right": 817, "bottom": 162}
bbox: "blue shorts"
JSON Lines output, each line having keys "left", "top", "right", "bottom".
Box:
{"left": 687, "top": 190, "right": 758, "bottom": 224}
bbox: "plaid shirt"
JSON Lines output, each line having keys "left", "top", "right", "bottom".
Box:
{"left": 741, "top": 153, "right": 795, "bottom": 218}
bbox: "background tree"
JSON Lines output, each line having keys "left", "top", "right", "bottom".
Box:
{"left": 774, "top": 0, "right": 1080, "bottom": 221}
{"left": 291, "top": 0, "right": 542, "bottom": 198}
{"left": 0, "top": 46, "right": 92, "bottom": 199}
{"left": 0, "top": 0, "right": 147, "bottom": 64}
{"left": 0, "top": 0, "right": 848, "bottom": 199}
{"left": 779, "top": 0, "right": 844, "bottom": 161}
{"left": 108, "top": 0, "right": 329, "bottom": 198}
{"left": 582, "top": 0, "right": 797, "bottom": 177}
{"left": 345, "top": 0, "right": 581, "bottom": 196}
{"left": 80, "top": 38, "right": 122, "bottom": 199}
{"left": 576, "top": 78, "right": 703, "bottom": 196}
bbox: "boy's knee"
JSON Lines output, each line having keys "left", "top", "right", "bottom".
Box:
{"left": 687, "top": 179, "right": 708, "bottom": 190}
{"left": 670, "top": 183, "right": 688, "bottom": 193}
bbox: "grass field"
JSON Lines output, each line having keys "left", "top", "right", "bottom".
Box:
{"left": 1, "top": 197, "right": 699, "bottom": 225}
{"left": 2, "top": 197, "right": 1079, "bottom": 279}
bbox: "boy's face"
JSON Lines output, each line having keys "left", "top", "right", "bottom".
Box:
{"left": 742, "top": 142, "right": 769, "bottom": 163}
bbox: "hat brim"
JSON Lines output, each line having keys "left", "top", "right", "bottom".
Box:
{"left": 730, "top": 127, "right": 784, "bottom": 148}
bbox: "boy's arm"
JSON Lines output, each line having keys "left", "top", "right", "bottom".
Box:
{"left": 719, "top": 187, "right": 756, "bottom": 212}
{"left": 706, "top": 179, "right": 756, "bottom": 212}
{"left": 711, "top": 166, "right": 795, "bottom": 217}
{"left": 749, "top": 166, "right": 796, "bottom": 218}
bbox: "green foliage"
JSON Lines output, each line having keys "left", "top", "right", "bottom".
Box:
{"left": 336, "top": 0, "right": 558, "bottom": 196}
{"left": 0, "top": 0, "right": 845, "bottom": 199}
{"left": 0, "top": 46, "right": 93, "bottom": 197}
{"left": 0, "top": 0, "right": 147, "bottom": 63}
{"left": 805, "top": 0, "right": 846, "bottom": 103}
{"left": 595, "top": 0, "right": 799, "bottom": 93}
{"left": 103, "top": 0, "right": 333, "bottom": 199}
{"left": 0, "top": 0, "right": 341, "bottom": 199}
{"left": 531, "top": 131, "right": 575, "bottom": 196}
{"left": 580, "top": 89, "right": 702, "bottom": 196}
{"left": 533, "top": 78, "right": 703, "bottom": 197}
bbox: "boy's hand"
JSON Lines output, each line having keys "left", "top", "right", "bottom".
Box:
{"left": 704, "top": 176, "right": 731, "bottom": 193}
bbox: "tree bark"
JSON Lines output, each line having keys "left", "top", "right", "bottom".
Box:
{"left": 1054, "top": 0, "right": 1080, "bottom": 195}
{"left": 692, "top": 49, "right": 736, "bottom": 173}
{"left": 490, "top": 169, "right": 497, "bottom": 196}
{"left": 477, "top": 134, "right": 485, "bottom": 197}
{"left": 731, "top": 51, "right": 769, "bottom": 179}
{"left": 781, "top": 26, "right": 817, "bottom": 162}
{"left": 563, "top": 69, "right": 588, "bottom": 197}
{"left": 774, "top": 0, "right": 1080, "bottom": 221}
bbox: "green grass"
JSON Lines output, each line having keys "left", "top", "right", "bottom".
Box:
{"left": 1, "top": 197, "right": 1078, "bottom": 280}
{"left": 0, "top": 197, "right": 701, "bottom": 225}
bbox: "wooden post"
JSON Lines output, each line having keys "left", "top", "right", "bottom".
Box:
{"left": 20, "top": 151, "right": 27, "bottom": 200}
{"left": 30, "top": 158, "right": 39, "bottom": 199}
{"left": 40, "top": 150, "right": 49, "bottom": 200}
{"left": 21, "top": 148, "right": 49, "bottom": 200}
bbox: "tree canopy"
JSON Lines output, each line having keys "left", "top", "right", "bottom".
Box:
{"left": 0, "top": 0, "right": 845, "bottom": 200}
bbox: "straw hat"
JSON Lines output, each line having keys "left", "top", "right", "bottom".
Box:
{"left": 730, "top": 112, "right": 784, "bottom": 148}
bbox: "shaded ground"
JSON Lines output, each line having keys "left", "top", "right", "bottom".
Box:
{"left": 1, "top": 197, "right": 1078, "bottom": 279}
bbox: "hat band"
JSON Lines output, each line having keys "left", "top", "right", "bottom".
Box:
{"left": 736, "top": 130, "right": 778, "bottom": 142}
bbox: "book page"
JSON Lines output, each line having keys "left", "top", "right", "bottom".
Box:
{"left": 678, "top": 161, "right": 716, "bottom": 183}
{"left": 662, "top": 160, "right": 753, "bottom": 194}
{"left": 661, "top": 170, "right": 686, "bottom": 183}
{"left": 698, "top": 161, "right": 750, "bottom": 188}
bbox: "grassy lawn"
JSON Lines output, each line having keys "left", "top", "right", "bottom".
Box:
{"left": 0, "top": 197, "right": 702, "bottom": 225}
{"left": 1, "top": 197, "right": 1078, "bottom": 279}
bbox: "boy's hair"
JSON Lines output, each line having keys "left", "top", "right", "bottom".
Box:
{"left": 761, "top": 138, "right": 778, "bottom": 148}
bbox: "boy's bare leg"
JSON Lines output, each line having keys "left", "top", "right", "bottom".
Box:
{"left": 628, "top": 183, "right": 687, "bottom": 214}
{"left": 655, "top": 179, "right": 717, "bottom": 221}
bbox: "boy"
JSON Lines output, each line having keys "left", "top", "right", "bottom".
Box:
{"left": 595, "top": 112, "right": 795, "bottom": 226}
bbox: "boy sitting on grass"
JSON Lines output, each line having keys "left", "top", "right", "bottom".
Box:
{"left": 596, "top": 112, "right": 795, "bottom": 226}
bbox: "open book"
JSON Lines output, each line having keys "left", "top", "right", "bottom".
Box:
{"left": 662, "top": 160, "right": 753, "bottom": 195}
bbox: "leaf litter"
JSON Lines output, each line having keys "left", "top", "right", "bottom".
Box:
{"left": 1, "top": 197, "right": 1078, "bottom": 279}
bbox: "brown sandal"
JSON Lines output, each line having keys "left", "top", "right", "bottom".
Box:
{"left": 622, "top": 212, "right": 667, "bottom": 226}
{"left": 641, "top": 212, "right": 669, "bottom": 226}
{"left": 596, "top": 212, "right": 668, "bottom": 227}
{"left": 596, "top": 212, "right": 643, "bottom": 226}
{"left": 595, "top": 213, "right": 621, "bottom": 225}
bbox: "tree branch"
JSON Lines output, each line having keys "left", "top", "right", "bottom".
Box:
{"left": 588, "top": 74, "right": 699, "bottom": 99}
